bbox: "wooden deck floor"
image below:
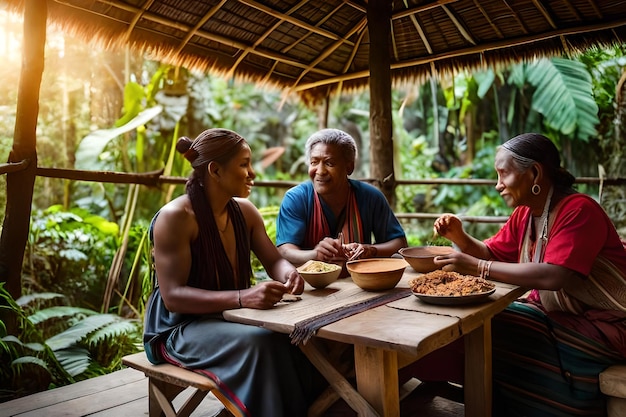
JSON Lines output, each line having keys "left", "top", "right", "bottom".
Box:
{"left": 2, "top": 367, "right": 464, "bottom": 417}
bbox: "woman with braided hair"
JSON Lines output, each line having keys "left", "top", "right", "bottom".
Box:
{"left": 143, "top": 128, "right": 324, "bottom": 417}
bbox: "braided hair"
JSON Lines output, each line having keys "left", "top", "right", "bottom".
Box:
{"left": 176, "top": 129, "right": 251, "bottom": 290}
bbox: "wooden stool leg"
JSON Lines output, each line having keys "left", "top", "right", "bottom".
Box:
{"left": 176, "top": 389, "right": 209, "bottom": 417}
{"left": 149, "top": 378, "right": 185, "bottom": 417}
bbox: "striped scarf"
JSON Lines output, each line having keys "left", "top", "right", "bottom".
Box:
{"left": 304, "top": 185, "right": 363, "bottom": 247}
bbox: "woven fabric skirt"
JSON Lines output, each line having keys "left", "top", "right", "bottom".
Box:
{"left": 492, "top": 301, "right": 623, "bottom": 417}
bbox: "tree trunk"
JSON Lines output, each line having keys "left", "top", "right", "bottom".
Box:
{"left": 0, "top": 0, "right": 46, "bottom": 301}
{"left": 602, "top": 70, "right": 626, "bottom": 234}
{"left": 368, "top": 0, "right": 395, "bottom": 205}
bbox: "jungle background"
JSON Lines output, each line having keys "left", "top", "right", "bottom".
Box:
{"left": 1, "top": 9, "right": 625, "bottom": 401}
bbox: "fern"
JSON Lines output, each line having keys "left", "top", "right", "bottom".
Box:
{"left": 53, "top": 347, "right": 91, "bottom": 377}
{"left": 2, "top": 335, "right": 46, "bottom": 353}
{"left": 87, "top": 320, "right": 140, "bottom": 346}
{"left": 11, "top": 355, "right": 50, "bottom": 372}
{"left": 17, "top": 292, "right": 66, "bottom": 309}
{"left": 0, "top": 284, "right": 74, "bottom": 400}
{"left": 46, "top": 314, "right": 120, "bottom": 351}
{"left": 28, "top": 306, "right": 97, "bottom": 325}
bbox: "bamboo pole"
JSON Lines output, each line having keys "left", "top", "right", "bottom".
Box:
{"left": 0, "top": 0, "right": 46, "bottom": 300}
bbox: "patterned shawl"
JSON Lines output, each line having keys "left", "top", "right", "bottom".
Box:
{"left": 303, "top": 185, "right": 363, "bottom": 247}
{"left": 521, "top": 200, "right": 626, "bottom": 314}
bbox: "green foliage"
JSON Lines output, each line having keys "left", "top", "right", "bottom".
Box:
{"left": 43, "top": 312, "right": 141, "bottom": 377}
{"left": 24, "top": 206, "right": 120, "bottom": 310}
{"left": 1, "top": 282, "right": 141, "bottom": 402}
{"left": 250, "top": 206, "right": 280, "bottom": 282}
{"left": 18, "top": 291, "right": 140, "bottom": 381}
{"left": 75, "top": 106, "right": 164, "bottom": 171}
{"left": 526, "top": 58, "right": 599, "bottom": 141}
{"left": 0, "top": 284, "right": 73, "bottom": 401}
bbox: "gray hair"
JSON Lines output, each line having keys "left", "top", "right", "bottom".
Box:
{"left": 498, "top": 132, "right": 575, "bottom": 190}
{"left": 498, "top": 147, "right": 536, "bottom": 172}
{"left": 304, "top": 128, "right": 358, "bottom": 164}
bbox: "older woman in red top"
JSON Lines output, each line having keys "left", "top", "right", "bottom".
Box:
{"left": 428, "top": 133, "right": 626, "bottom": 417}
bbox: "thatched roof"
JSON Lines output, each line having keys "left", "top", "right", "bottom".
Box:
{"left": 6, "top": 0, "right": 626, "bottom": 102}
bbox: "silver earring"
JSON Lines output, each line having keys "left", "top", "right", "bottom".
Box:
{"left": 531, "top": 184, "right": 541, "bottom": 195}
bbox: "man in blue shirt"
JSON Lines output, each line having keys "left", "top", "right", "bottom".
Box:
{"left": 276, "top": 128, "right": 407, "bottom": 268}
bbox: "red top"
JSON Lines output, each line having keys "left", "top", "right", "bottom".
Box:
{"left": 485, "top": 193, "right": 626, "bottom": 276}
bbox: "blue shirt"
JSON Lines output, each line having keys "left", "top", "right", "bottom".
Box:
{"left": 276, "top": 179, "right": 405, "bottom": 248}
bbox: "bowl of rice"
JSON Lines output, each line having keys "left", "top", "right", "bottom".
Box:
{"left": 297, "top": 260, "right": 342, "bottom": 289}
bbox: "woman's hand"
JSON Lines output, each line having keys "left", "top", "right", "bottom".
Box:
{"left": 240, "top": 281, "right": 291, "bottom": 309}
{"left": 433, "top": 250, "right": 481, "bottom": 276}
{"left": 433, "top": 214, "right": 465, "bottom": 243}
{"left": 283, "top": 269, "right": 305, "bottom": 295}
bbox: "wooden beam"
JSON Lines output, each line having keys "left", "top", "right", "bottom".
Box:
{"left": 172, "top": 0, "right": 227, "bottom": 56}
{"left": 530, "top": 0, "right": 558, "bottom": 29}
{"left": 228, "top": 0, "right": 308, "bottom": 77}
{"left": 368, "top": 0, "right": 395, "bottom": 205}
{"left": 122, "top": 0, "right": 156, "bottom": 41}
{"left": 291, "top": 18, "right": 367, "bottom": 88}
{"left": 36, "top": 167, "right": 165, "bottom": 185}
{"left": 236, "top": 0, "right": 353, "bottom": 43}
{"left": 471, "top": 0, "right": 504, "bottom": 39}
{"left": 60, "top": 0, "right": 336, "bottom": 78}
{"left": 392, "top": 0, "right": 459, "bottom": 20}
{"left": 0, "top": 0, "right": 46, "bottom": 300}
{"left": 441, "top": 4, "right": 476, "bottom": 45}
{"left": 294, "top": 18, "right": 626, "bottom": 91}
{"left": 0, "top": 160, "right": 29, "bottom": 175}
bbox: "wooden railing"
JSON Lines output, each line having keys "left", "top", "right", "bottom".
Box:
{"left": 3, "top": 163, "right": 626, "bottom": 225}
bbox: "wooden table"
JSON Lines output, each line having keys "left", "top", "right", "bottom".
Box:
{"left": 223, "top": 269, "right": 526, "bottom": 417}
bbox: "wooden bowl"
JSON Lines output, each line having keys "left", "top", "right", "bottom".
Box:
{"left": 297, "top": 260, "right": 342, "bottom": 289}
{"left": 346, "top": 258, "right": 408, "bottom": 291}
{"left": 399, "top": 246, "right": 455, "bottom": 273}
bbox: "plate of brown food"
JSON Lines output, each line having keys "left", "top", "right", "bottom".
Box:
{"left": 408, "top": 270, "right": 496, "bottom": 305}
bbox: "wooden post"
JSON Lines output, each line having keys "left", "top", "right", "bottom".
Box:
{"left": 367, "top": 0, "right": 395, "bottom": 205}
{"left": 0, "top": 0, "right": 46, "bottom": 300}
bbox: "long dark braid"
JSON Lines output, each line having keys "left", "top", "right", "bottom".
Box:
{"left": 177, "top": 130, "right": 252, "bottom": 290}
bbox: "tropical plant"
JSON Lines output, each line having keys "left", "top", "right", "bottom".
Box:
{"left": 24, "top": 206, "right": 119, "bottom": 310}
{"left": 1, "top": 282, "right": 142, "bottom": 402}
{"left": 0, "top": 284, "right": 72, "bottom": 401}
{"left": 26, "top": 300, "right": 141, "bottom": 379}
{"left": 579, "top": 45, "right": 626, "bottom": 230}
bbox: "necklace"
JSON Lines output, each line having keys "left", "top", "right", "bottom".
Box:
{"left": 218, "top": 214, "right": 230, "bottom": 233}
{"left": 532, "top": 186, "right": 553, "bottom": 263}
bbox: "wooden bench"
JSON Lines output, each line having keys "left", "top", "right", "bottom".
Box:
{"left": 122, "top": 352, "right": 243, "bottom": 417}
{"left": 599, "top": 365, "right": 626, "bottom": 417}
{"left": 122, "top": 348, "right": 420, "bottom": 417}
